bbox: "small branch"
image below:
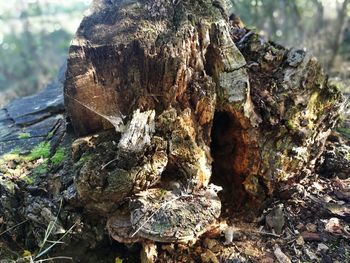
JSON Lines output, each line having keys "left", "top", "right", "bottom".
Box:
{"left": 237, "top": 31, "right": 254, "bottom": 46}
{"left": 233, "top": 227, "right": 283, "bottom": 238}
{"left": 0, "top": 219, "right": 29, "bottom": 237}
{"left": 252, "top": 230, "right": 282, "bottom": 238}
{"left": 101, "top": 158, "right": 118, "bottom": 170}
{"left": 37, "top": 257, "right": 73, "bottom": 262}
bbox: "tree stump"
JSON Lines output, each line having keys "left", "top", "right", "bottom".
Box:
{"left": 0, "top": 0, "right": 344, "bottom": 260}
{"left": 65, "top": 0, "right": 342, "bottom": 215}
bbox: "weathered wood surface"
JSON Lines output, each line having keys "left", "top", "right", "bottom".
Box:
{"left": 65, "top": 0, "right": 343, "bottom": 213}
{"left": 0, "top": 65, "right": 66, "bottom": 155}
{"left": 0, "top": 0, "right": 347, "bottom": 261}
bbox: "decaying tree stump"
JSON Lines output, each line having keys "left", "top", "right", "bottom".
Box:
{"left": 65, "top": 0, "right": 342, "bottom": 229}
{"left": 0, "top": 0, "right": 345, "bottom": 261}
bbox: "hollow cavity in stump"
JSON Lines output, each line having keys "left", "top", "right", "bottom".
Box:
{"left": 211, "top": 111, "right": 245, "bottom": 209}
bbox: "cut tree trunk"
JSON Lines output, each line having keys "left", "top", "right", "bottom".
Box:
{"left": 0, "top": 0, "right": 345, "bottom": 261}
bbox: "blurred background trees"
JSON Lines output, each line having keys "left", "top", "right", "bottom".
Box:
{"left": 0, "top": 0, "right": 349, "bottom": 107}
{"left": 232, "top": 0, "right": 350, "bottom": 84}
{"left": 0, "top": 0, "right": 90, "bottom": 106}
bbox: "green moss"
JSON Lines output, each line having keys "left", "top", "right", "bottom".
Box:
{"left": 337, "top": 127, "right": 350, "bottom": 138}
{"left": 346, "top": 153, "right": 350, "bottom": 161}
{"left": 18, "top": 132, "right": 30, "bottom": 139}
{"left": 47, "top": 130, "right": 55, "bottom": 139}
{"left": 51, "top": 147, "right": 66, "bottom": 165}
{"left": 0, "top": 148, "right": 23, "bottom": 165}
{"left": 1, "top": 153, "right": 20, "bottom": 163}
{"left": 29, "top": 142, "right": 51, "bottom": 160}
{"left": 0, "top": 144, "right": 52, "bottom": 186}
{"left": 26, "top": 162, "right": 49, "bottom": 184}
{"left": 33, "top": 163, "right": 48, "bottom": 175}
{"left": 0, "top": 177, "right": 16, "bottom": 193}
{"left": 23, "top": 176, "right": 34, "bottom": 185}
{"left": 337, "top": 127, "right": 350, "bottom": 134}
{"left": 76, "top": 154, "right": 92, "bottom": 166}
{"left": 329, "top": 79, "right": 347, "bottom": 92}
{"left": 286, "top": 119, "right": 295, "bottom": 130}
{"left": 159, "top": 188, "right": 167, "bottom": 199}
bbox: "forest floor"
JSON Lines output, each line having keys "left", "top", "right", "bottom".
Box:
{"left": 153, "top": 135, "right": 350, "bottom": 263}
{"left": 1, "top": 138, "right": 349, "bottom": 263}
{"left": 150, "top": 102, "right": 350, "bottom": 262}
{"left": 0, "top": 81, "right": 349, "bottom": 263}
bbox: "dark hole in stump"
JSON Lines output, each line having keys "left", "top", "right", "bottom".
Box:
{"left": 210, "top": 111, "right": 250, "bottom": 213}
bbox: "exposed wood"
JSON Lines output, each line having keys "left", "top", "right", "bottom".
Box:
{"left": 0, "top": 0, "right": 347, "bottom": 261}
{"left": 64, "top": 0, "right": 343, "bottom": 215}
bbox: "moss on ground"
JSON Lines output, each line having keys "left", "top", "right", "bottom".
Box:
{"left": 0, "top": 149, "right": 22, "bottom": 164}
{"left": 26, "top": 162, "right": 49, "bottom": 184}
{"left": 75, "top": 154, "right": 93, "bottom": 167}
{"left": 18, "top": 132, "right": 30, "bottom": 139}
{"left": 47, "top": 130, "right": 55, "bottom": 139}
{"left": 286, "top": 119, "right": 296, "bottom": 130}
{"left": 51, "top": 147, "right": 66, "bottom": 165}
{"left": 29, "top": 142, "right": 51, "bottom": 160}
{"left": 0, "top": 141, "right": 52, "bottom": 188}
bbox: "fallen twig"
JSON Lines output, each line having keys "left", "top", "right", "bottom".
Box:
{"left": 101, "top": 158, "right": 118, "bottom": 170}
{"left": 0, "top": 219, "right": 29, "bottom": 237}
{"left": 36, "top": 257, "right": 73, "bottom": 262}
{"left": 252, "top": 230, "right": 283, "bottom": 238}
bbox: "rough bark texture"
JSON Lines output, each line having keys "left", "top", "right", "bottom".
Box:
{"left": 0, "top": 0, "right": 346, "bottom": 262}
{"left": 65, "top": 0, "right": 342, "bottom": 212}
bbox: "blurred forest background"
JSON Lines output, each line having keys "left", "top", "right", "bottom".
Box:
{"left": 0, "top": 0, "right": 349, "bottom": 107}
